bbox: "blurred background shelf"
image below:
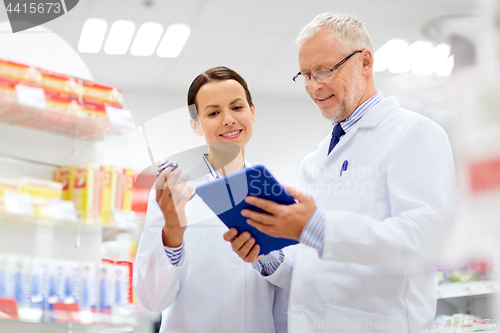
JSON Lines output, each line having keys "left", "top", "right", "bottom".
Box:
{"left": 0, "top": 99, "right": 134, "bottom": 142}
{"left": 437, "top": 280, "right": 500, "bottom": 299}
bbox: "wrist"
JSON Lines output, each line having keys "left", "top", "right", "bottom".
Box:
{"left": 162, "top": 226, "right": 185, "bottom": 247}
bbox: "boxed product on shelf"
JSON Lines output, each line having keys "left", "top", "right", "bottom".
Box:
{"left": 80, "top": 262, "right": 98, "bottom": 312}
{"left": 131, "top": 178, "right": 149, "bottom": 216}
{"left": 0, "top": 177, "right": 75, "bottom": 219}
{"left": 30, "top": 258, "right": 49, "bottom": 319}
{"left": 116, "top": 261, "right": 133, "bottom": 304}
{"left": 111, "top": 167, "right": 127, "bottom": 212}
{"left": 0, "top": 254, "right": 31, "bottom": 319}
{"left": 438, "top": 256, "right": 494, "bottom": 284}
{"left": 0, "top": 58, "right": 82, "bottom": 99}
{"left": 71, "top": 164, "right": 103, "bottom": 225}
{"left": 99, "top": 259, "right": 115, "bottom": 314}
{"left": 0, "top": 252, "right": 134, "bottom": 324}
{"left": 0, "top": 58, "right": 42, "bottom": 87}
{"left": 18, "top": 177, "right": 63, "bottom": 200}
{"left": 99, "top": 259, "right": 134, "bottom": 317}
{"left": 54, "top": 165, "right": 135, "bottom": 225}
{"left": 54, "top": 166, "right": 72, "bottom": 201}
{"left": 0, "top": 57, "right": 132, "bottom": 142}
{"left": 81, "top": 80, "right": 123, "bottom": 109}
{"left": 0, "top": 178, "right": 21, "bottom": 196}
{"left": 100, "top": 166, "right": 114, "bottom": 226}
{"left": 122, "top": 169, "right": 134, "bottom": 212}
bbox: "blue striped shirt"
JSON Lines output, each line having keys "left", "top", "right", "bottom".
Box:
{"left": 254, "top": 92, "right": 384, "bottom": 274}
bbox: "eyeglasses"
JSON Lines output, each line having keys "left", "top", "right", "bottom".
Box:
{"left": 293, "top": 50, "right": 363, "bottom": 86}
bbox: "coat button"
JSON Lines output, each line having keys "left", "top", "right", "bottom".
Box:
{"left": 293, "top": 306, "right": 303, "bottom": 315}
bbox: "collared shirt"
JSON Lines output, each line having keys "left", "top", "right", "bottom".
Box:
{"left": 253, "top": 91, "right": 384, "bottom": 274}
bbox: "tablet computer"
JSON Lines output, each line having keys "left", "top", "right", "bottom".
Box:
{"left": 195, "top": 165, "right": 298, "bottom": 255}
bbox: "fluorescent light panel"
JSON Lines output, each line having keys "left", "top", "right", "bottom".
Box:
{"left": 131, "top": 23, "right": 164, "bottom": 56}
{"left": 157, "top": 24, "right": 191, "bottom": 58}
{"left": 374, "top": 39, "right": 454, "bottom": 76}
{"left": 409, "top": 41, "right": 434, "bottom": 76}
{"left": 78, "top": 18, "right": 107, "bottom": 53}
{"left": 104, "top": 20, "right": 136, "bottom": 55}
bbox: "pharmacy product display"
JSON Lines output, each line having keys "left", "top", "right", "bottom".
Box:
{"left": 0, "top": 254, "right": 133, "bottom": 324}
{"left": 0, "top": 58, "right": 133, "bottom": 140}
{"left": 54, "top": 165, "right": 134, "bottom": 226}
{"left": 0, "top": 55, "right": 138, "bottom": 332}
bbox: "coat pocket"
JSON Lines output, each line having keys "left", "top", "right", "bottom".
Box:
{"left": 323, "top": 304, "right": 414, "bottom": 333}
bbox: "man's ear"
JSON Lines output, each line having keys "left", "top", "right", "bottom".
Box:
{"left": 361, "top": 49, "right": 373, "bottom": 76}
{"left": 250, "top": 103, "right": 255, "bottom": 123}
{"left": 190, "top": 118, "right": 203, "bottom": 137}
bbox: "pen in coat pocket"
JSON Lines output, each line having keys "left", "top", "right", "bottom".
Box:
{"left": 340, "top": 160, "right": 348, "bottom": 177}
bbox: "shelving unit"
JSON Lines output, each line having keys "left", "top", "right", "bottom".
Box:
{"left": 0, "top": 24, "right": 138, "bottom": 333}
{"left": 438, "top": 281, "right": 500, "bottom": 299}
{"left": 0, "top": 99, "right": 134, "bottom": 142}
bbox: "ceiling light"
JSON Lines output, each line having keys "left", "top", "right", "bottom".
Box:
{"left": 374, "top": 39, "right": 411, "bottom": 73}
{"left": 409, "top": 41, "right": 434, "bottom": 76}
{"left": 157, "top": 24, "right": 191, "bottom": 58}
{"left": 432, "top": 43, "right": 451, "bottom": 75}
{"left": 385, "top": 39, "right": 411, "bottom": 74}
{"left": 436, "top": 55, "right": 454, "bottom": 76}
{"left": 78, "top": 18, "right": 107, "bottom": 53}
{"left": 104, "top": 20, "right": 136, "bottom": 55}
{"left": 130, "top": 22, "right": 164, "bottom": 57}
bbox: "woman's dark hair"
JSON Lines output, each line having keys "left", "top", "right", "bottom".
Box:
{"left": 187, "top": 66, "right": 253, "bottom": 120}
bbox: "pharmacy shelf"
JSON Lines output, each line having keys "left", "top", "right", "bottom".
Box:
{"left": 0, "top": 213, "right": 140, "bottom": 263}
{"left": 0, "top": 100, "right": 134, "bottom": 142}
{"left": 0, "top": 213, "right": 140, "bottom": 240}
{"left": 437, "top": 280, "right": 500, "bottom": 299}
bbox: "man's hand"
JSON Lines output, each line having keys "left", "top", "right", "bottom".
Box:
{"left": 223, "top": 229, "right": 261, "bottom": 263}
{"left": 242, "top": 185, "right": 316, "bottom": 240}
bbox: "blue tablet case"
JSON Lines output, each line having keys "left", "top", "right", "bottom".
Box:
{"left": 195, "top": 165, "right": 299, "bottom": 255}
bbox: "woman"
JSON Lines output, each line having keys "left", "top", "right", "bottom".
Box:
{"left": 133, "top": 66, "right": 288, "bottom": 333}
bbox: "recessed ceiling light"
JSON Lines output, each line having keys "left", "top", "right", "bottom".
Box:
{"left": 104, "top": 20, "right": 136, "bottom": 55}
{"left": 409, "top": 41, "right": 434, "bottom": 76}
{"left": 78, "top": 18, "right": 107, "bottom": 53}
{"left": 436, "top": 55, "right": 454, "bottom": 76}
{"left": 131, "top": 22, "right": 164, "bottom": 57}
{"left": 374, "top": 39, "right": 410, "bottom": 73}
{"left": 157, "top": 24, "right": 191, "bottom": 58}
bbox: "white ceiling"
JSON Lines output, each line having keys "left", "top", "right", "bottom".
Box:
{"left": 0, "top": 0, "right": 475, "bottom": 99}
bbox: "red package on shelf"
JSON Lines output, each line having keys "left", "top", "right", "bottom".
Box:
{"left": 0, "top": 298, "right": 18, "bottom": 320}
{"left": 82, "top": 80, "right": 123, "bottom": 108}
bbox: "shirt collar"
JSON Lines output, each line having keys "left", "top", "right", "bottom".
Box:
{"left": 202, "top": 154, "right": 251, "bottom": 179}
{"left": 333, "top": 91, "right": 384, "bottom": 134}
{"left": 203, "top": 154, "right": 221, "bottom": 179}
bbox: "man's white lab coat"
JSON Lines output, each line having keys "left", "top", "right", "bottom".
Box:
{"left": 265, "top": 96, "right": 455, "bottom": 332}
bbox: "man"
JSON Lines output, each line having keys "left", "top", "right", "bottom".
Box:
{"left": 224, "top": 13, "right": 455, "bottom": 332}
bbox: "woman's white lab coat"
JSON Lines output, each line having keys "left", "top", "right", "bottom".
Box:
{"left": 133, "top": 156, "right": 288, "bottom": 333}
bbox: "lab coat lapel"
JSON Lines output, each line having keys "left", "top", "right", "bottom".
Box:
{"left": 319, "top": 96, "right": 400, "bottom": 166}
{"left": 322, "top": 125, "right": 359, "bottom": 165}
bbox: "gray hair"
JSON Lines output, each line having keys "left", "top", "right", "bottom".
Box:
{"left": 296, "top": 13, "right": 373, "bottom": 54}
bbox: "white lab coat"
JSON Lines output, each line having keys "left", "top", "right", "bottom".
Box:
{"left": 264, "top": 96, "right": 456, "bottom": 332}
{"left": 133, "top": 156, "right": 289, "bottom": 333}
